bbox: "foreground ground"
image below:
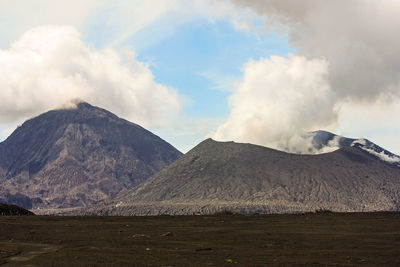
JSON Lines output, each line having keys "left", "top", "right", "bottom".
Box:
{"left": 0, "top": 212, "right": 399, "bottom": 266}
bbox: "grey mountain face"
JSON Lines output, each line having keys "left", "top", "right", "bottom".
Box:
{"left": 89, "top": 138, "right": 400, "bottom": 216}
{"left": 0, "top": 102, "right": 182, "bottom": 210}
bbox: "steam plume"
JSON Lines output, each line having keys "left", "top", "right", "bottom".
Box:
{"left": 214, "top": 0, "right": 400, "bottom": 153}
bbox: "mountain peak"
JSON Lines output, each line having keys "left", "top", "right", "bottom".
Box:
{"left": 73, "top": 101, "right": 107, "bottom": 113}
{"left": 0, "top": 103, "right": 182, "bottom": 210}
{"left": 75, "top": 101, "right": 93, "bottom": 109}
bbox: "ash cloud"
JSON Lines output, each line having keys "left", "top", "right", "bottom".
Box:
{"left": 214, "top": 0, "right": 400, "bottom": 153}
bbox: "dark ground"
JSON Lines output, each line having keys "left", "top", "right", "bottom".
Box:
{"left": 1, "top": 212, "right": 400, "bottom": 266}
{"left": 0, "top": 204, "right": 35, "bottom": 216}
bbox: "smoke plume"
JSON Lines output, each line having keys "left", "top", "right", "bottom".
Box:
{"left": 214, "top": 0, "right": 400, "bottom": 153}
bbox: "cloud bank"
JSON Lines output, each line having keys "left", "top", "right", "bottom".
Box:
{"left": 0, "top": 25, "right": 182, "bottom": 128}
{"left": 214, "top": 0, "right": 400, "bottom": 152}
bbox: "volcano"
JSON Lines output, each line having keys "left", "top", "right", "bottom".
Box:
{"left": 91, "top": 138, "right": 400, "bottom": 215}
{"left": 0, "top": 102, "right": 182, "bottom": 210}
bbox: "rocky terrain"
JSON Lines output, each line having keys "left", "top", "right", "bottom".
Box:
{"left": 85, "top": 138, "right": 400, "bottom": 215}
{"left": 0, "top": 102, "right": 182, "bottom": 210}
{"left": 0, "top": 203, "right": 35, "bottom": 216}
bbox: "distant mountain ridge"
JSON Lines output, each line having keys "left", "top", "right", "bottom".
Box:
{"left": 311, "top": 130, "right": 400, "bottom": 166}
{"left": 0, "top": 203, "right": 35, "bottom": 216}
{"left": 0, "top": 102, "right": 182, "bottom": 210}
{"left": 86, "top": 138, "right": 400, "bottom": 216}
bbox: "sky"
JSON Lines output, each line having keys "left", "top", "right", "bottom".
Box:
{"left": 0, "top": 0, "right": 400, "bottom": 154}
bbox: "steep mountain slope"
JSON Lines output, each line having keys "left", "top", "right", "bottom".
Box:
{"left": 0, "top": 102, "right": 182, "bottom": 210}
{"left": 91, "top": 139, "right": 400, "bottom": 215}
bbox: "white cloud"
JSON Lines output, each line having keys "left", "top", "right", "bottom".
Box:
{"left": 234, "top": 0, "right": 400, "bottom": 98}
{"left": 213, "top": 55, "right": 337, "bottom": 152}
{"left": 213, "top": 0, "right": 400, "bottom": 153}
{"left": 0, "top": 25, "right": 182, "bottom": 128}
